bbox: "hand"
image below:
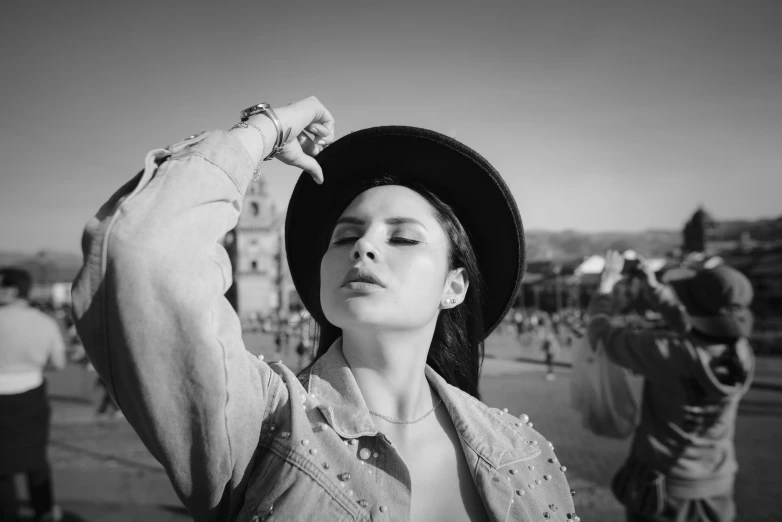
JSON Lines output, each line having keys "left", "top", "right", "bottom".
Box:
{"left": 599, "top": 250, "right": 625, "bottom": 294}
{"left": 635, "top": 253, "right": 661, "bottom": 290}
{"left": 272, "top": 97, "right": 335, "bottom": 184}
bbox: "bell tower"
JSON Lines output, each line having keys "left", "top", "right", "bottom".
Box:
{"left": 231, "top": 177, "right": 285, "bottom": 322}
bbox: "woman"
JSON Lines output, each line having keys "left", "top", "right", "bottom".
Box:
{"left": 72, "top": 97, "right": 577, "bottom": 521}
{"left": 589, "top": 252, "right": 754, "bottom": 522}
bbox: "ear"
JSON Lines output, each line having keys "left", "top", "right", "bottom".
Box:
{"left": 440, "top": 267, "right": 470, "bottom": 309}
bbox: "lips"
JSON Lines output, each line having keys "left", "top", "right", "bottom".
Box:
{"left": 341, "top": 267, "right": 385, "bottom": 288}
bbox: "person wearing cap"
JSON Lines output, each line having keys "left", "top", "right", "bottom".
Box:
{"left": 71, "top": 97, "right": 576, "bottom": 522}
{"left": 588, "top": 251, "right": 755, "bottom": 522}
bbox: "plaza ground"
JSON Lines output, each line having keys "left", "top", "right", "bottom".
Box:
{"left": 25, "top": 330, "right": 782, "bottom": 521}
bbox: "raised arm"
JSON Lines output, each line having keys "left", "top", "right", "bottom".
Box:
{"left": 587, "top": 251, "right": 690, "bottom": 378}
{"left": 71, "top": 97, "right": 334, "bottom": 521}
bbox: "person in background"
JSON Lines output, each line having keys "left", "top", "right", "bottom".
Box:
{"left": 513, "top": 309, "right": 524, "bottom": 339}
{"left": 0, "top": 268, "right": 66, "bottom": 522}
{"left": 541, "top": 326, "right": 560, "bottom": 381}
{"left": 589, "top": 251, "right": 754, "bottom": 522}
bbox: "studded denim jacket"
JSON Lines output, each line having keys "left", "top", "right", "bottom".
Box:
{"left": 71, "top": 130, "right": 577, "bottom": 522}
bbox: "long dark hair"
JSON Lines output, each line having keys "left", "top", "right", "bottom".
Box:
{"left": 303, "top": 175, "right": 486, "bottom": 398}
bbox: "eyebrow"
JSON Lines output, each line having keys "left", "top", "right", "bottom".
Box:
{"left": 335, "top": 216, "right": 427, "bottom": 228}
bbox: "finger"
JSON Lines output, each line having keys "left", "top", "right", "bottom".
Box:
{"left": 306, "top": 96, "right": 336, "bottom": 136}
{"left": 285, "top": 146, "right": 323, "bottom": 184}
{"left": 297, "top": 133, "right": 323, "bottom": 157}
{"left": 308, "top": 123, "right": 329, "bottom": 137}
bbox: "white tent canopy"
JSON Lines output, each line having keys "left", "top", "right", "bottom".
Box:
{"left": 574, "top": 251, "right": 668, "bottom": 277}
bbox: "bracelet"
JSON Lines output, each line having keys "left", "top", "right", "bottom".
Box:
{"left": 239, "top": 103, "right": 288, "bottom": 161}
{"left": 230, "top": 121, "right": 267, "bottom": 182}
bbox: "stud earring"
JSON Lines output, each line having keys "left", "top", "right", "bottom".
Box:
{"left": 450, "top": 298, "right": 457, "bottom": 304}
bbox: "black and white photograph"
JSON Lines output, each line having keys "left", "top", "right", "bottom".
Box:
{"left": 1, "top": 1, "right": 780, "bottom": 521}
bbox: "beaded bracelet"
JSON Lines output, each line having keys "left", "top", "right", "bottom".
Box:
{"left": 230, "top": 121, "right": 268, "bottom": 182}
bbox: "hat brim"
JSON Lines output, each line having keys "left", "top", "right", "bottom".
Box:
{"left": 284, "top": 126, "right": 525, "bottom": 340}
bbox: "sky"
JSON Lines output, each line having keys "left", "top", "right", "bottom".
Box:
{"left": 1, "top": 0, "right": 780, "bottom": 253}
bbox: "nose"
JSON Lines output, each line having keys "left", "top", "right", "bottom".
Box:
{"left": 351, "top": 237, "right": 378, "bottom": 262}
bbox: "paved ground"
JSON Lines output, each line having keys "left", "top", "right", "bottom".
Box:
{"left": 23, "top": 330, "right": 782, "bottom": 521}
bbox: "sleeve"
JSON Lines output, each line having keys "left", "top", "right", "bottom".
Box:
{"left": 70, "top": 130, "right": 285, "bottom": 522}
{"left": 587, "top": 292, "right": 687, "bottom": 378}
{"left": 643, "top": 283, "right": 691, "bottom": 333}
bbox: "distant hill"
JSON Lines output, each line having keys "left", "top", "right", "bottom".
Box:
{"left": 712, "top": 216, "right": 782, "bottom": 243}
{"left": 525, "top": 214, "right": 782, "bottom": 261}
{"left": 0, "top": 250, "right": 83, "bottom": 284}
{"left": 525, "top": 229, "right": 681, "bottom": 261}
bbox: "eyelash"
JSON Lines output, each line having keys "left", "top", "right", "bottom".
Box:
{"left": 332, "top": 237, "right": 420, "bottom": 246}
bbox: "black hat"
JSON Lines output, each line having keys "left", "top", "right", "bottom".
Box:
{"left": 665, "top": 264, "right": 754, "bottom": 338}
{"left": 285, "top": 126, "right": 525, "bottom": 340}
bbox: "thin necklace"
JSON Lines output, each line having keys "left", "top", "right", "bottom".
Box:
{"left": 369, "top": 398, "right": 443, "bottom": 425}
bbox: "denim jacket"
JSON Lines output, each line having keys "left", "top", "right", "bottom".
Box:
{"left": 72, "top": 130, "right": 576, "bottom": 521}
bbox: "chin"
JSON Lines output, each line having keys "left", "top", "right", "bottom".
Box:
{"left": 325, "top": 299, "right": 391, "bottom": 329}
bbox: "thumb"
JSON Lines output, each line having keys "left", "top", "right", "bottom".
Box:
{"left": 288, "top": 153, "right": 323, "bottom": 184}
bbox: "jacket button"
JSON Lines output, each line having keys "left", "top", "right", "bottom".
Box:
{"left": 359, "top": 448, "right": 371, "bottom": 460}
{"left": 358, "top": 500, "right": 368, "bottom": 507}
{"left": 379, "top": 506, "right": 388, "bottom": 513}
{"left": 340, "top": 473, "right": 351, "bottom": 481}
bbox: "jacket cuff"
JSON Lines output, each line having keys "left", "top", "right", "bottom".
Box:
{"left": 168, "top": 130, "right": 255, "bottom": 196}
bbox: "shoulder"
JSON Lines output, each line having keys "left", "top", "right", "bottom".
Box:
{"left": 24, "top": 307, "right": 61, "bottom": 332}
{"left": 490, "top": 408, "right": 578, "bottom": 520}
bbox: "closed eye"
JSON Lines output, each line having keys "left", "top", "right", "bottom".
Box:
{"left": 331, "top": 237, "right": 421, "bottom": 246}
{"left": 389, "top": 237, "right": 421, "bottom": 245}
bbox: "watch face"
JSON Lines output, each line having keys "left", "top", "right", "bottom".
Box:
{"left": 240, "top": 103, "right": 269, "bottom": 121}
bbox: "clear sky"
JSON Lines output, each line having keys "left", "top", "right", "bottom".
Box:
{"left": 1, "top": 0, "right": 780, "bottom": 253}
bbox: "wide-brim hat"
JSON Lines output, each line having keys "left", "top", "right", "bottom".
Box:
{"left": 285, "top": 126, "right": 525, "bottom": 340}
{"left": 663, "top": 264, "right": 754, "bottom": 338}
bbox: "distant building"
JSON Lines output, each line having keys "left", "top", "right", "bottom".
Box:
{"left": 225, "top": 177, "right": 296, "bottom": 323}
{"left": 682, "top": 206, "right": 716, "bottom": 253}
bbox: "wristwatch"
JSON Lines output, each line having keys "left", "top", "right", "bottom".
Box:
{"left": 239, "top": 103, "right": 288, "bottom": 160}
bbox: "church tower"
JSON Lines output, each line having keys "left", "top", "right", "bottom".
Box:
{"left": 231, "top": 177, "right": 288, "bottom": 322}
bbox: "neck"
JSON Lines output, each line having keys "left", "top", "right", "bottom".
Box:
{"left": 341, "top": 325, "right": 436, "bottom": 423}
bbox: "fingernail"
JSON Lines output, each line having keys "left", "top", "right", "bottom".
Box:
{"left": 310, "top": 127, "right": 319, "bottom": 135}
{"left": 317, "top": 139, "right": 326, "bottom": 146}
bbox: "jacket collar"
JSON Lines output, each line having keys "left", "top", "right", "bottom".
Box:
{"left": 307, "top": 338, "right": 540, "bottom": 468}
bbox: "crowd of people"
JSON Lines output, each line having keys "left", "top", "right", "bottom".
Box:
{"left": 1, "top": 96, "right": 759, "bottom": 522}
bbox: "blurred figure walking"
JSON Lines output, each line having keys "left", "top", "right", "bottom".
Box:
{"left": 0, "top": 268, "right": 66, "bottom": 522}
{"left": 589, "top": 252, "right": 754, "bottom": 522}
{"left": 541, "top": 328, "right": 560, "bottom": 381}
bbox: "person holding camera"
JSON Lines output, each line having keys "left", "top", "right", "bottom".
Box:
{"left": 588, "top": 251, "right": 755, "bottom": 522}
